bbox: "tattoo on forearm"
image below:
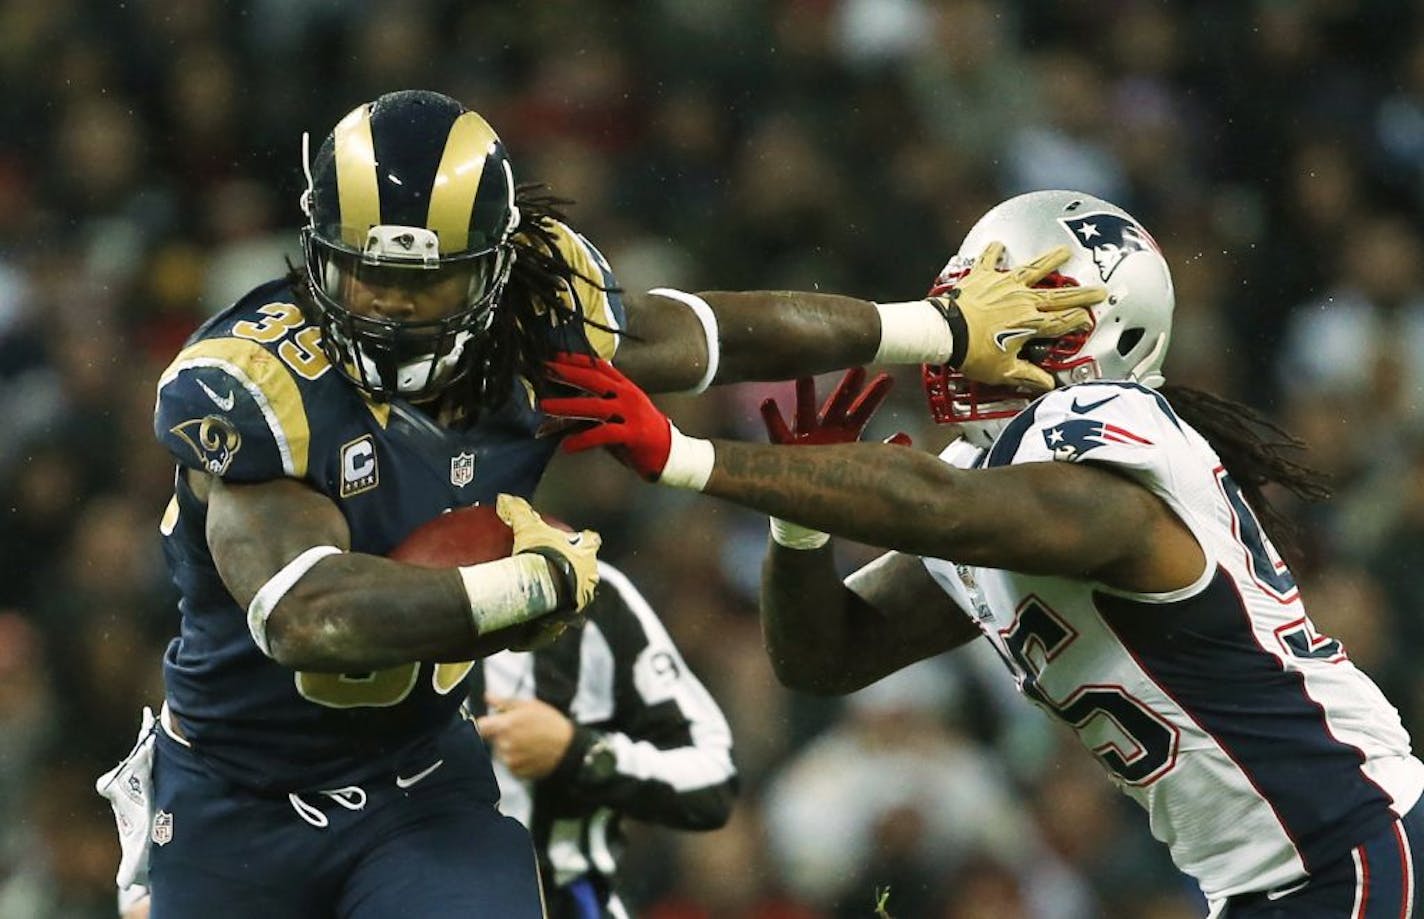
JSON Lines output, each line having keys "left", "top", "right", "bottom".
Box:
{"left": 708, "top": 441, "right": 935, "bottom": 548}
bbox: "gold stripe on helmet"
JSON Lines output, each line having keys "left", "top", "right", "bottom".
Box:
{"left": 333, "top": 104, "right": 381, "bottom": 248}
{"left": 427, "top": 111, "right": 499, "bottom": 254}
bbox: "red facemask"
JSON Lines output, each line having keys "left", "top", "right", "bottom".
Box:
{"left": 920, "top": 270, "right": 1095, "bottom": 425}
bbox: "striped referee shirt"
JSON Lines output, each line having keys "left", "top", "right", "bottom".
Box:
{"left": 468, "top": 563, "right": 738, "bottom": 915}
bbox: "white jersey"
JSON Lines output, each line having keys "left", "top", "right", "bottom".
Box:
{"left": 922, "top": 382, "right": 1424, "bottom": 900}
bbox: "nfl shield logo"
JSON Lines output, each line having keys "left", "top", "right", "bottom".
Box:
{"left": 152, "top": 810, "right": 174, "bottom": 846}
{"left": 450, "top": 452, "right": 476, "bottom": 487}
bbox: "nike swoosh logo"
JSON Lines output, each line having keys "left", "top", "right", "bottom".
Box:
{"left": 1070, "top": 393, "right": 1119, "bottom": 414}
{"left": 1265, "top": 878, "right": 1309, "bottom": 901}
{"left": 992, "top": 328, "right": 1033, "bottom": 351}
{"left": 394, "top": 758, "right": 444, "bottom": 789}
{"left": 196, "top": 379, "right": 236, "bottom": 412}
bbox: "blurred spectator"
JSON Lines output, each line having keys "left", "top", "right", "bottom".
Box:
{"left": 0, "top": 442, "right": 86, "bottom": 610}
{"left": 762, "top": 661, "right": 1093, "bottom": 918}
{"left": 1374, "top": 30, "right": 1424, "bottom": 209}
{"left": 1279, "top": 213, "right": 1424, "bottom": 444}
{"left": 0, "top": 614, "right": 59, "bottom": 918}
{"left": 1029, "top": 736, "right": 1202, "bottom": 918}
{"left": 0, "top": 614, "right": 55, "bottom": 832}
{"left": 901, "top": 0, "right": 1034, "bottom": 166}
{"left": 1003, "top": 51, "right": 1129, "bottom": 202}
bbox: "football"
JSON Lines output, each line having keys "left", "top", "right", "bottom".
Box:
{"left": 390, "top": 503, "right": 572, "bottom": 656}
{"left": 390, "top": 504, "right": 518, "bottom": 569}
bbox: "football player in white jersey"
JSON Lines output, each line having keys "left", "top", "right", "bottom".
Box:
{"left": 539, "top": 190, "right": 1424, "bottom": 916}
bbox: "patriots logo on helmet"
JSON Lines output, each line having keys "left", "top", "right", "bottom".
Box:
{"left": 1059, "top": 213, "right": 1158, "bottom": 282}
{"left": 1043, "top": 418, "right": 1152, "bottom": 462}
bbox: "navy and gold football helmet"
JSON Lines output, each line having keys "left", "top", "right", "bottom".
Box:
{"left": 301, "top": 90, "right": 520, "bottom": 401}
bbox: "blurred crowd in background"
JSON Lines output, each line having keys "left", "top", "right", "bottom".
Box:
{"left": 2, "top": 0, "right": 1423, "bottom": 916}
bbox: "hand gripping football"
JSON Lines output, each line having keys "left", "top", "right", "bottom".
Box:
{"left": 390, "top": 504, "right": 522, "bottom": 569}
{"left": 390, "top": 503, "right": 578, "bottom": 655}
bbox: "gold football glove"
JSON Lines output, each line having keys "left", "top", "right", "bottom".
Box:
{"left": 496, "top": 494, "right": 601, "bottom": 612}
{"left": 938, "top": 241, "right": 1104, "bottom": 391}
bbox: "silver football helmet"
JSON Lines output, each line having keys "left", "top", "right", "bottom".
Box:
{"left": 923, "top": 190, "right": 1175, "bottom": 446}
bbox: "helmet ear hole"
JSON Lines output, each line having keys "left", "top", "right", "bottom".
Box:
{"left": 1117, "top": 327, "right": 1145, "bottom": 356}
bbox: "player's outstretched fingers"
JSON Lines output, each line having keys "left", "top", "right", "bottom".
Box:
{"left": 820, "top": 367, "right": 867, "bottom": 424}
{"left": 559, "top": 422, "right": 630, "bottom": 455}
{"left": 1003, "top": 361, "right": 1056, "bottom": 392}
{"left": 1034, "top": 307, "right": 1094, "bottom": 337}
{"left": 1036, "top": 286, "right": 1107, "bottom": 311}
{"left": 540, "top": 395, "right": 615, "bottom": 423}
{"left": 793, "top": 375, "right": 822, "bottom": 431}
{"left": 974, "top": 240, "right": 1007, "bottom": 272}
{"left": 494, "top": 493, "right": 537, "bottom": 529}
{"left": 545, "top": 357, "right": 619, "bottom": 396}
{"left": 1014, "top": 244, "right": 1071, "bottom": 284}
{"left": 760, "top": 398, "right": 795, "bottom": 445}
{"left": 845, "top": 372, "right": 895, "bottom": 429}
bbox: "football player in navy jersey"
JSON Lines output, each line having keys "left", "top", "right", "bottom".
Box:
{"left": 542, "top": 190, "right": 1424, "bottom": 916}
{"left": 113, "top": 562, "right": 736, "bottom": 919}
{"left": 97, "top": 89, "right": 1102, "bottom": 919}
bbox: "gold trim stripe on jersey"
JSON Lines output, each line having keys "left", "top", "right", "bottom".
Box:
{"left": 544, "top": 221, "right": 619, "bottom": 360}
{"left": 426, "top": 110, "right": 499, "bottom": 254}
{"left": 333, "top": 104, "right": 381, "bottom": 248}
{"left": 157, "top": 338, "right": 312, "bottom": 478}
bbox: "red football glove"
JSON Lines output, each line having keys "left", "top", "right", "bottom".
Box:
{"left": 541, "top": 354, "right": 675, "bottom": 482}
{"left": 760, "top": 367, "right": 913, "bottom": 448}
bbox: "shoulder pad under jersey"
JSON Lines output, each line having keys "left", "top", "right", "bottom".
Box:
{"left": 984, "top": 381, "right": 1187, "bottom": 483}
{"left": 529, "top": 220, "right": 625, "bottom": 360}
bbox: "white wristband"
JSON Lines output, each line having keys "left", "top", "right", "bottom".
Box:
{"left": 658, "top": 424, "right": 715, "bottom": 491}
{"left": 873, "top": 300, "right": 955, "bottom": 364}
{"left": 247, "top": 545, "right": 344, "bottom": 657}
{"left": 458, "top": 554, "right": 561, "bottom": 635}
{"left": 769, "top": 518, "right": 831, "bottom": 550}
{"left": 649, "top": 287, "right": 720, "bottom": 393}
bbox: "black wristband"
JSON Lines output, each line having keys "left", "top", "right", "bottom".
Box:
{"left": 929, "top": 294, "right": 969, "bottom": 369}
{"left": 528, "top": 548, "right": 576, "bottom": 610}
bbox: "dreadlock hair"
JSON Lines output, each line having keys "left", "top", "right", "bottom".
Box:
{"left": 1158, "top": 383, "right": 1331, "bottom": 559}
{"left": 287, "top": 183, "right": 621, "bottom": 426}
{"left": 441, "top": 183, "right": 622, "bottom": 421}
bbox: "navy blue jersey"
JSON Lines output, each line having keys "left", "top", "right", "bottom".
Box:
{"left": 152, "top": 222, "right": 623, "bottom": 793}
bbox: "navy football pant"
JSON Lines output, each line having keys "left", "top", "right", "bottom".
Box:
{"left": 1222, "top": 797, "right": 1424, "bottom": 917}
{"left": 148, "top": 718, "right": 544, "bottom": 918}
